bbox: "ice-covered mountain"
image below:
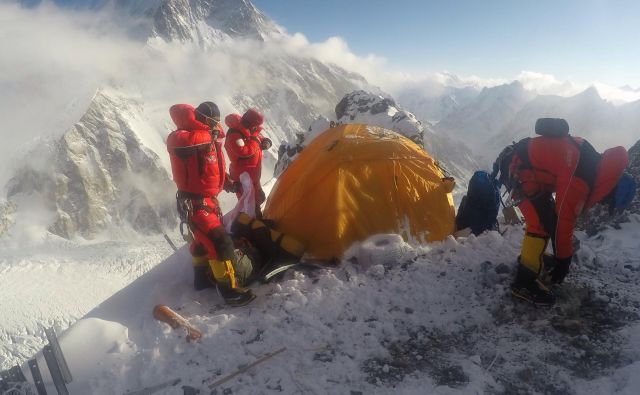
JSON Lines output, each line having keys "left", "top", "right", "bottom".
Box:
{"left": 26, "top": 0, "right": 283, "bottom": 43}
{"left": 124, "top": 0, "right": 282, "bottom": 43}
{"left": 434, "top": 81, "right": 537, "bottom": 155}
{"left": 335, "top": 90, "right": 426, "bottom": 145}
{"left": 490, "top": 87, "right": 623, "bottom": 152}
{"left": 431, "top": 81, "right": 640, "bottom": 160}
{"left": 396, "top": 85, "right": 480, "bottom": 124}
{"left": 627, "top": 140, "right": 640, "bottom": 214}
{"left": 3, "top": 90, "right": 176, "bottom": 239}
{"left": 1, "top": 0, "right": 372, "bottom": 239}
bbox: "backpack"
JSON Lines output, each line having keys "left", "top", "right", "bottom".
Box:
{"left": 455, "top": 170, "right": 500, "bottom": 235}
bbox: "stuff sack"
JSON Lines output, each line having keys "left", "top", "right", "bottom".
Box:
{"left": 534, "top": 118, "right": 569, "bottom": 138}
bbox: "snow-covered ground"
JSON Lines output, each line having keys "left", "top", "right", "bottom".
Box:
{"left": 2, "top": 215, "right": 640, "bottom": 394}
{"left": 0, "top": 235, "right": 175, "bottom": 369}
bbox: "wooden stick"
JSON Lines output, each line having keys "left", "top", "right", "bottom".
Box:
{"left": 153, "top": 304, "right": 202, "bottom": 342}
{"left": 208, "top": 347, "right": 287, "bottom": 389}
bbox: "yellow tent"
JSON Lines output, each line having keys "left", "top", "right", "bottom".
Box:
{"left": 264, "top": 124, "right": 455, "bottom": 261}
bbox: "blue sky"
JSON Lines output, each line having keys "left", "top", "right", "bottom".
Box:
{"left": 253, "top": 0, "right": 640, "bottom": 87}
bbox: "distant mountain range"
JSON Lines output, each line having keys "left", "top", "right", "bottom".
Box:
{"left": 401, "top": 80, "right": 640, "bottom": 160}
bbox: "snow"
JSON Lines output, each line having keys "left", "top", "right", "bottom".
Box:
{"left": 2, "top": 216, "right": 640, "bottom": 394}
{"left": 0, "top": 236, "right": 174, "bottom": 369}
{"left": 2, "top": 1, "right": 640, "bottom": 394}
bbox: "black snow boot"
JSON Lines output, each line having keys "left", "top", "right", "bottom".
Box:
{"left": 217, "top": 284, "right": 256, "bottom": 307}
{"left": 193, "top": 265, "right": 215, "bottom": 291}
{"left": 511, "top": 265, "right": 556, "bottom": 306}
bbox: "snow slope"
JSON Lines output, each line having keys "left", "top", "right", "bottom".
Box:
{"left": 4, "top": 216, "right": 640, "bottom": 394}
{"left": 0, "top": 234, "right": 175, "bottom": 370}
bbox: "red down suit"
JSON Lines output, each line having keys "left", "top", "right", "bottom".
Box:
{"left": 509, "top": 135, "right": 628, "bottom": 259}
{"left": 167, "top": 104, "right": 227, "bottom": 259}
{"left": 224, "top": 113, "right": 266, "bottom": 204}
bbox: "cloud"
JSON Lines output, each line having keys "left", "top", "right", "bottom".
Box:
{"left": 267, "top": 33, "right": 386, "bottom": 82}
{"left": 0, "top": 2, "right": 385, "bottom": 187}
{"left": 515, "top": 71, "right": 640, "bottom": 104}
{"left": 0, "top": 2, "right": 143, "bottom": 185}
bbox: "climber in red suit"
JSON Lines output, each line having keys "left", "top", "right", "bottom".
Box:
{"left": 492, "top": 118, "right": 635, "bottom": 305}
{"left": 166, "top": 102, "right": 254, "bottom": 307}
{"left": 224, "top": 109, "right": 272, "bottom": 218}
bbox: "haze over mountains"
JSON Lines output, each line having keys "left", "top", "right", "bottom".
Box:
{"left": 405, "top": 81, "right": 640, "bottom": 159}
{"left": 1, "top": 0, "right": 369, "bottom": 239}
{"left": 1, "top": 0, "right": 639, "bottom": 241}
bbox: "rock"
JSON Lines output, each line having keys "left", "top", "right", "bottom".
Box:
{"left": 335, "top": 90, "right": 424, "bottom": 146}
{"left": 495, "top": 263, "right": 512, "bottom": 275}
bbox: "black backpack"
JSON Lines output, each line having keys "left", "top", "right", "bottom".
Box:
{"left": 535, "top": 118, "right": 569, "bottom": 137}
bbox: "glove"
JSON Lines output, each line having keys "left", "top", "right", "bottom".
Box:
{"left": 260, "top": 138, "right": 272, "bottom": 150}
{"left": 549, "top": 256, "right": 572, "bottom": 284}
{"left": 224, "top": 179, "right": 241, "bottom": 193}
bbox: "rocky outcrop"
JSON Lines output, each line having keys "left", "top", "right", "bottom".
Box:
{"left": 5, "top": 91, "right": 176, "bottom": 239}
{"left": 273, "top": 116, "right": 331, "bottom": 177}
{"left": 335, "top": 90, "right": 424, "bottom": 145}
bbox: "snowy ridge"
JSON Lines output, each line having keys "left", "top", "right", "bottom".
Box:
{"left": 433, "top": 81, "right": 536, "bottom": 156}
{"left": 8, "top": 220, "right": 640, "bottom": 394}
{"left": 27, "top": 0, "right": 282, "bottom": 43}
{"left": 396, "top": 84, "right": 480, "bottom": 124}
{"left": 0, "top": 236, "right": 174, "bottom": 371}
{"left": 336, "top": 90, "right": 426, "bottom": 145}
{"left": 489, "top": 88, "right": 640, "bottom": 155}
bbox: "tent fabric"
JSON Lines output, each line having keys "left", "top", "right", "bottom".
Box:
{"left": 263, "top": 124, "right": 455, "bottom": 261}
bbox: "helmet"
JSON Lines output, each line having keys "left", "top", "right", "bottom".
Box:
{"left": 609, "top": 172, "right": 636, "bottom": 212}
{"left": 195, "top": 101, "right": 220, "bottom": 120}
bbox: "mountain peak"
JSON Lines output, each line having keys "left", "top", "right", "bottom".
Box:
{"left": 30, "top": 0, "right": 282, "bottom": 42}
{"left": 620, "top": 84, "right": 640, "bottom": 93}
{"left": 574, "top": 86, "right": 602, "bottom": 101}
{"left": 124, "top": 0, "right": 283, "bottom": 42}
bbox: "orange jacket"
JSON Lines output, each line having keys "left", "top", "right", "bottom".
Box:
{"left": 166, "top": 104, "right": 226, "bottom": 197}
{"left": 511, "top": 136, "right": 627, "bottom": 258}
